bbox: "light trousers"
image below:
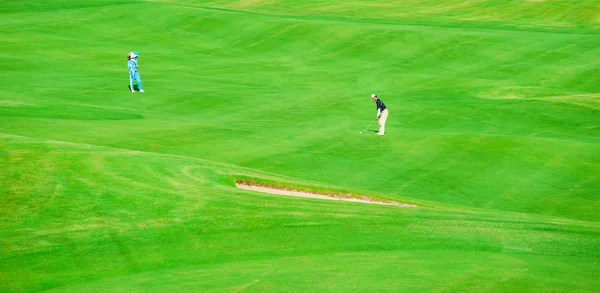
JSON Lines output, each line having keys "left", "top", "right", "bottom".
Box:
{"left": 379, "top": 109, "right": 388, "bottom": 134}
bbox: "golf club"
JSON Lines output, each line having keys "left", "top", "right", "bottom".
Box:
{"left": 359, "top": 120, "right": 376, "bottom": 134}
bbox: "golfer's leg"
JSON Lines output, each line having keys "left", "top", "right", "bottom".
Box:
{"left": 135, "top": 72, "right": 143, "bottom": 90}
{"left": 380, "top": 109, "right": 388, "bottom": 134}
{"left": 129, "top": 73, "right": 134, "bottom": 91}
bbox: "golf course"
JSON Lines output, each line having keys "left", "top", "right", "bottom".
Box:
{"left": 1, "top": 0, "right": 599, "bottom": 292}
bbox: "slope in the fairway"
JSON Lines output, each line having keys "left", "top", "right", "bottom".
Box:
{"left": 1, "top": 1, "right": 600, "bottom": 292}
{"left": 188, "top": 0, "right": 600, "bottom": 31}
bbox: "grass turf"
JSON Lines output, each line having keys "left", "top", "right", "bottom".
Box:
{"left": 1, "top": 0, "right": 599, "bottom": 292}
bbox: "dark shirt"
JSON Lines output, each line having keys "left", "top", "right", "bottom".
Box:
{"left": 376, "top": 99, "right": 387, "bottom": 112}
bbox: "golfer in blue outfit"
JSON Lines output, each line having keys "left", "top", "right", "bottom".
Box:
{"left": 128, "top": 52, "right": 144, "bottom": 92}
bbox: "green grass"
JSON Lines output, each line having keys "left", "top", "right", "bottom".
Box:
{"left": 1, "top": 0, "right": 599, "bottom": 292}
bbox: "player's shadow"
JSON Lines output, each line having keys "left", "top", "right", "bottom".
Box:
{"left": 128, "top": 85, "right": 140, "bottom": 91}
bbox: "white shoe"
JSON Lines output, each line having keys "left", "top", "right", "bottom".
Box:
{"left": 131, "top": 90, "right": 135, "bottom": 93}
{"left": 377, "top": 132, "right": 385, "bottom": 135}
{"left": 139, "top": 89, "right": 145, "bottom": 92}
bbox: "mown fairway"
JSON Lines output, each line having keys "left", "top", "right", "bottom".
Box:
{"left": 1, "top": 1, "right": 599, "bottom": 292}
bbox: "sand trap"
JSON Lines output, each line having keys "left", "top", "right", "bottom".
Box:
{"left": 236, "top": 181, "right": 417, "bottom": 207}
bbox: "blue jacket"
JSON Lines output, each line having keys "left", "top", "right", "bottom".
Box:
{"left": 128, "top": 59, "right": 138, "bottom": 74}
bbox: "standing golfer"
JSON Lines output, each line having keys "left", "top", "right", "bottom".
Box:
{"left": 127, "top": 52, "right": 144, "bottom": 92}
{"left": 371, "top": 94, "right": 388, "bottom": 135}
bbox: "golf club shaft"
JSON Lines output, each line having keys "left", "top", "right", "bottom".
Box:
{"left": 361, "top": 120, "right": 376, "bottom": 133}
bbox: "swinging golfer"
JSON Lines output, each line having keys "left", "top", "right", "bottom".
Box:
{"left": 371, "top": 94, "right": 388, "bottom": 135}
{"left": 128, "top": 52, "right": 144, "bottom": 92}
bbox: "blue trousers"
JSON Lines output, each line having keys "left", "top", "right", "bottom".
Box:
{"left": 129, "top": 71, "right": 143, "bottom": 90}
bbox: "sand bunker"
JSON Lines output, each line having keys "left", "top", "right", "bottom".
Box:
{"left": 236, "top": 181, "right": 417, "bottom": 207}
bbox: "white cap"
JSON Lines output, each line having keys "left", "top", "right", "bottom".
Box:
{"left": 370, "top": 94, "right": 377, "bottom": 99}
{"left": 129, "top": 52, "right": 137, "bottom": 58}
